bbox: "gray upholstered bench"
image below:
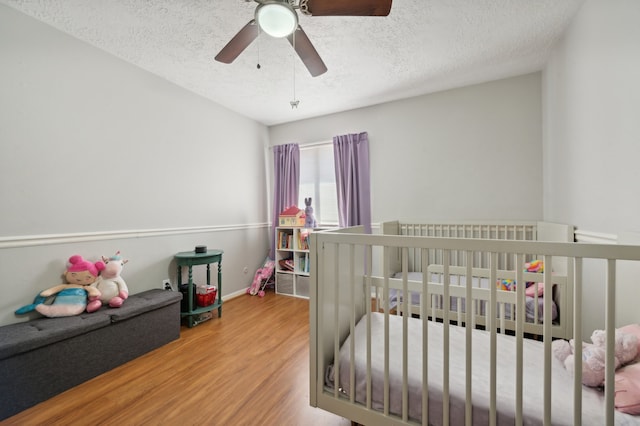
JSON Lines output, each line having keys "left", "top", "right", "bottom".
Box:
{"left": 0, "top": 289, "right": 182, "bottom": 420}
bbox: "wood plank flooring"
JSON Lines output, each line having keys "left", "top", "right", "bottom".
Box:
{"left": 2, "top": 292, "right": 352, "bottom": 426}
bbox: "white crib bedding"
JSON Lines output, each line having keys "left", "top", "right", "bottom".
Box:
{"left": 325, "top": 312, "right": 640, "bottom": 426}
{"left": 387, "top": 272, "right": 558, "bottom": 323}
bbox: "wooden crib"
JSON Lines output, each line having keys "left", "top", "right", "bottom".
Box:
{"left": 309, "top": 224, "right": 640, "bottom": 425}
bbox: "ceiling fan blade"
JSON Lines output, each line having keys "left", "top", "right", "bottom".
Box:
{"left": 287, "top": 26, "right": 327, "bottom": 77}
{"left": 214, "top": 20, "right": 259, "bottom": 64}
{"left": 305, "top": 0, "right": 392, "bottom": 16}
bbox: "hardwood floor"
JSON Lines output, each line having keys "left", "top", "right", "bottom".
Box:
{"left": 3, "top": 292, "right": 352, "bottom": 426}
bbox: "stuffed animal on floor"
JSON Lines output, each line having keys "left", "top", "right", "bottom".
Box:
{"left": 304, "top": 197, "right": 317, "bottom": 228}
{"left": 553, "top": 328, "right": 638, "bottom": 387}
{"left": 15, "top": 255, "right": 105, "bottom": 317}
{"left": 91, "top": 251, "right": 129, "bottom": 308}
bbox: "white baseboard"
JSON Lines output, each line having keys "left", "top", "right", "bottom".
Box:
{"left": 223, "top": 288, "right": 249, "bottom": 301}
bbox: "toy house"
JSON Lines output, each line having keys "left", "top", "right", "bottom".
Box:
{"left": 278, "top": 206, "right": 306, "bottom": 227}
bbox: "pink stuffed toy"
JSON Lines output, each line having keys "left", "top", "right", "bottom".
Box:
{"left": 16, "top": 255, "right": 105, "bottom": 317}
{"left": 553, "top": 329, "right": 638, "bottom": 387}
{"left": 45, "top": 255, "right": 105, "bottom": 315}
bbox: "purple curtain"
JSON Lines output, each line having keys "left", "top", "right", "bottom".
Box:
{"left": 270, "top": 143, "right": 300, "bottom": 258}
{"left": 333, "top": 132, "right": 372, "bottom": 234}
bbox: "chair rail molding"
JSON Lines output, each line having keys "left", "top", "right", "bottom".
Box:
{"left": 0, "top": 223, "right": 269, "bottom": 249}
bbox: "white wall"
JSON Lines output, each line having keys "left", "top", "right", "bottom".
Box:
{"left": 543, "top": 0, "right": 640, "bottom": 334}
{"left": 0, "top": 5, "right": 270, "bottom": 326}
{"left": 269, "top": 73, "right": 543, "bottom": 224}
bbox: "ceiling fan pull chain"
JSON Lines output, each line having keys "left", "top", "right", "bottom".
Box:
{"left": 256, "top": 24, "right": 261, "bottom": 69}
{"left": 290, "top": 30, "right": 300, "bottom": 109}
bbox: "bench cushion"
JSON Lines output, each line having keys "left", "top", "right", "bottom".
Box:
{"left": 108, "top": 289, "right": 182, "bottom": 322}
{"left": 0, "top": 314, "right": 110, "bottom": 360}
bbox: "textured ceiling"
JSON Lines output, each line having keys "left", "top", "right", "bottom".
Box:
{"left": 1, "top": 0, "right": 584, "bottom": 126}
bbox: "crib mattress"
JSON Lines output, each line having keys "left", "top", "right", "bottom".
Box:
{"left": 325, "top": 312, "right": 640, "bottom": 426}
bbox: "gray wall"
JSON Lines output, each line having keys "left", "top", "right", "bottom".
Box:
{"left": 543, "top": 0, "right": 640, "bottom": 334}
{"left": 269, "top": 73, "right": 543, "bottom": 224}
{"left": 3, "top": 0, "right": 638, "bottom": 334}
{"left": 0, "top": 5, "right": 270, "bottom": 326}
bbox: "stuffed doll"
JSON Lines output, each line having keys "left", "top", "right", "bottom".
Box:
{"left": 92, "top": 251, "right": 129, "bottom": 308}
{"left": 15, "top": 255, "right": 104, "bottom": 317}
{"left": 553, "top": 328, "right": 638, "bottom": 387}
{"left": 304, "top": 197, "right": 317, "bottom": 228}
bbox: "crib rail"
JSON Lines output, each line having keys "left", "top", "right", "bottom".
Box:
{"left": 398, "top": 222, "right": 537, "bottom": 240}
{"left": 381, "top": 221, "right": 575, "bottom": 340}
{"left": 372, "top": 264, "right": 568, "bottom": 338}
{"left": 386, "top": 221, "right": 540, "bottom": 271}
{"left": 309, "top": 227, "right": 640, "bottom": 426}
{"left": 384, "top": 220, "right": 574, "bottom": 272}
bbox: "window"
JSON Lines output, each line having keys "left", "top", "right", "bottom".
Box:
{"left": 298, "top": 143, "right": 338, "bottom": 226}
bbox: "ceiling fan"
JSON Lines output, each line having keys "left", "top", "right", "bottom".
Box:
{"left": 214, "top": 0, "right": 392, "bottom": 77}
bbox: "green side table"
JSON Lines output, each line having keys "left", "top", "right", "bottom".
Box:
{"left": 175, "top": 249, "right": 223, "bottom": 327}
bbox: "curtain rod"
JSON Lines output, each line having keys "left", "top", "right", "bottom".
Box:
{"left": 269, "top": 140, "right": 332, "bottom": 150}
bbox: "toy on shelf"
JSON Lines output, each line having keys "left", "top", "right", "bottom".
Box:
{"left": 15, "top": 255, "right": 105, "bottom": 317}
{"left": 279, "top": 205, "right": 306, "bottom": 227}
{"left": 247, "top": 258, "right": 276, "bottom": 297}
{"left": 304, "top": 197, "right": 317, "bottom": 228}
{"left": 92, "top": 251, "right": 129, "bottom": 308}
{"left": 278, "top": 258, "right": 294, "bottom": 272}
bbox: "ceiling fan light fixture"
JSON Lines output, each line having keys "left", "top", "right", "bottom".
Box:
{"left": 255, "top": 2, "right": 298, "bottom": 38}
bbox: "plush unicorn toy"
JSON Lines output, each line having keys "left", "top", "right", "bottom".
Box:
{"left": 92, "top": 251, "right": 129, "bottom": 308}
